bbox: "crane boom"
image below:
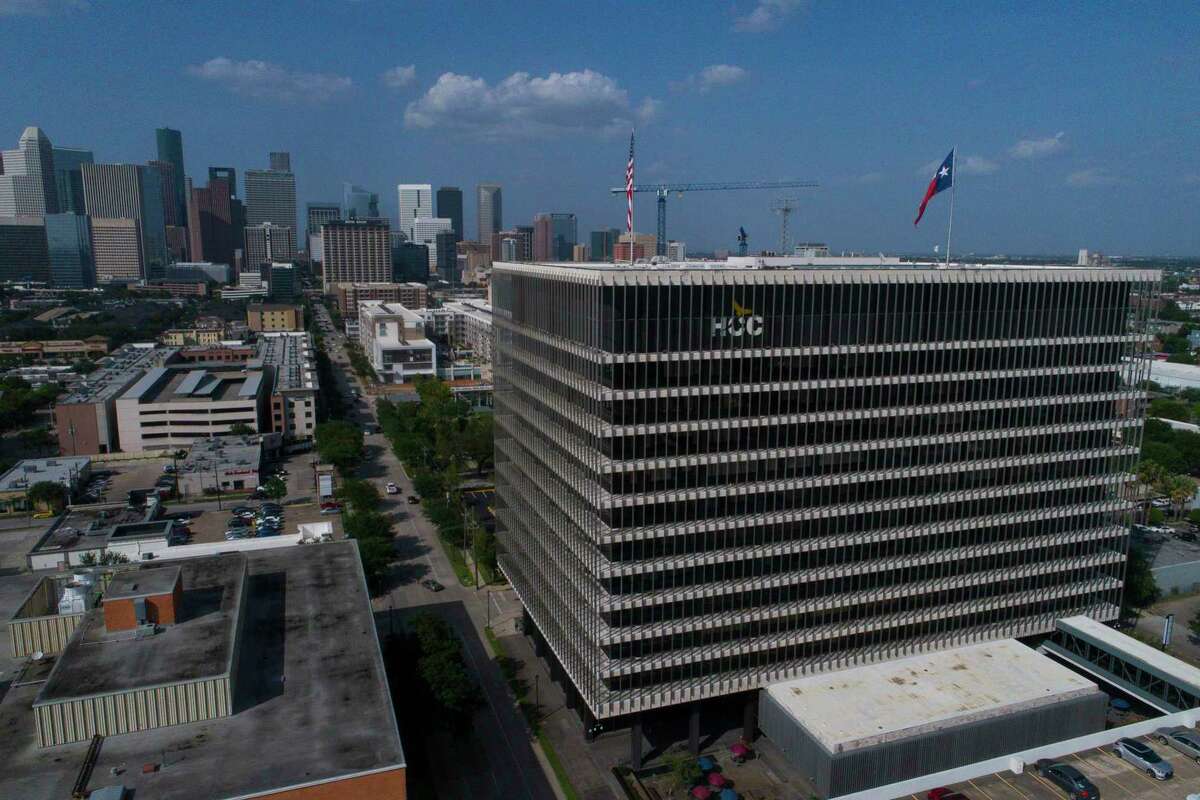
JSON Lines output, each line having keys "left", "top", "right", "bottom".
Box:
{"left": 609, "top": 179, "right": 818, "bottom": 257}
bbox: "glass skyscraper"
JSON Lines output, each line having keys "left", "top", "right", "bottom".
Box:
{"left": 493, "top": 260, "right": 1158, "bottom": 743}
{"left": 52, "top": 147, "right": 93, "bottom": 215}
{"left": 436, "top": 186, "right": 463, "bottom": 241}
{"left": 343, "top": 184, "right": 380, "bottom": 221}
{"left": 45, "top": 213, "right": 94, "bottom": 288}
{"left": 155, "top": 127, "right": 187, "bottom": 225}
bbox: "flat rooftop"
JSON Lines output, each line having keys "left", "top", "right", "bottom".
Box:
{"left": 0, "top": 542, "right": 404, "bottom": 798}
{"left": 103, "top": 564, "right": 181, "bottom": 601}
{"left": 1059, "top": 614, "right": 1200, "bottom": 692}
{"left": 764, "top": 639, "right": 1100, "bottom": 753}
{"left": 37, "top": 555, "right": 244, "bottom": 703}
{"left": 0, "top": 457, "right": 90, "bottom": 492}
{"left": 179, "top": 434, "right": 261, "bottom": 476}
{"left": 127, "top": 365, "right": 263, "bottom": 404}
{"left": 494, "top": 258, "right": 1159, "bottom": 275}
{"left": 59, "top": 344, "right": 173, "bottom": 405}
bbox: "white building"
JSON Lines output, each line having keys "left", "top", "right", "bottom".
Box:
{"left": 410, "top": 217, "right": 452, "bottom": 271}
{"left": 359, "top": 300, "right": 437, "bottom": 384}
{"left": 667, "top": 240, "right": 686, "bottom": 261}
{"left": 396, "top": 183, "right": 432, "bottom": 239}
{"left": 114, "top": 365, "right": 268, "bottom": 451}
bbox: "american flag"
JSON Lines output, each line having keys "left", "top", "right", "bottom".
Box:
{"left": 625, "top": 131, "right": 635, "bottom": 236}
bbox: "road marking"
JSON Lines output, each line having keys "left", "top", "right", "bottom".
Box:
{"left": 993, "top": 771, "right": 1031, "bottom": 798}
{"left": 1094, "top": 746, "right": 1164, "bottom": 791}
{"left": 1025, "top": 769, "right": 1061, "bottom": 798}
{"left": 1067, "top": 751, "right": 1136, "bottom": 798}
{"left": 967, "top": 777, "right": 996, "bottom": 799}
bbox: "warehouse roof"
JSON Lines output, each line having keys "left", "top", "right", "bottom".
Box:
{"left": 763, "top": 639, "right": 1100, "bottom": 753}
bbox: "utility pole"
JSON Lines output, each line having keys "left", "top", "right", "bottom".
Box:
{"left": 771, "top": 197, "right": 798, "bottom": 255}
{"left": 212, "top": 465, "right": 223, "bottom": 511}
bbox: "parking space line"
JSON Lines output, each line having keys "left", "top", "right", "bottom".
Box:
{"left": 1025, "top": 769, "right": 1065, "bottom": 798}
{"left": 1066, "top": 751, "right": 1136, "bottom": 798}
{"left": 1093, "top": 746, "right": 1166, "bottom": 793}
{"left": 994, "top": 771, "right": 1033, "bottom": 798}
{"left": 966, "top": 777, "right": 997, "bottom": 799}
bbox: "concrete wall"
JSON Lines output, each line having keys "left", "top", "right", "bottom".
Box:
{"left": 34, "top": 674, "right": 232, "bottom": 747}
{"left": 761, "top": 689, "right": 1107, "bottom": 798}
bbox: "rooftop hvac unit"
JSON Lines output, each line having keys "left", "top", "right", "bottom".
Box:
{"left": 58, "top": 584, "right": 89, "bottom": 615}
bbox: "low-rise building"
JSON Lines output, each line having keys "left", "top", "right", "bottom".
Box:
{"left": 133, "top": 280, "right": 210, "bottom": 297}
{"left": 0, "top": 545, "right": 406, "bottom": 799}
{"left": 0, "top": 337, "right": 109, "bottom": 361}
{"left": 247, "top": 302, "right": 304, "bottom": 332}
{"left": 0, "top": 457, "right": 91, "bottom": 513}
{"left": 176, "top": 434, "right": 261, "bottom": 496}
{"left": 359, "top": 300, "right": 436, "bottom": 383}
{"left": 251, "top": 332, "right": 319, "bottom": 440}
{"left": 26, "top": 506, "right": 177, "bottom": 570}
{"left": 160, "top": 328, "right": 224, "bottom": 346}
{"left": 333, "top": 281, "right": 428, "bottom": 319}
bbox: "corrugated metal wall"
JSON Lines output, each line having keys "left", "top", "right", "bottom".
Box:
{"left": 34, "top": 675, "right": 232, "bottom": 747}
{"left": 10, "top": 613, "right": 83, "bottom": 657}
{"left": 761, "top": 690, "right": 1107, "bottom": 797}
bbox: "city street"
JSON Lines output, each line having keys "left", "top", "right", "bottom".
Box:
{"left": 313, "top": 303, "right": 610, "bottom": 800}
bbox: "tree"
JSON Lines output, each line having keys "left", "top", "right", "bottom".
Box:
{"left": 463, "top": 414, "right": 494, "bottom": 473}
{"left": 28, "top": 481, "right": 67, "bottom": 512}
{"left": 473, "top": 525, "right": 496, "bottom": 576}
{"left": 1149, "top": 398, "right": 1193, "bottom": 423}
{"left": 1123, "top": 546, "right": 1161, "bottom": 613}
{"left": 229, "top": 422, "right": 255, "bottom": 436}
{"left": 1189, "top": 508, "right": 1200, "bottom": 526}
{"left": 663, "top": 751, "right": 702, "bottom": 791}
{"left": 336, "top": 478, "right": 380, "bottom": 512}
{"left": 1168, "top": 351, "right": 1198, "bottom": 365}
{"left": 1167, "top": 474, "right": 1197, "bottom": 518}
{"left": 356, "top": 537, "right": 394, "bottom": 594}
{"left": 408, "top": 612, "right": 482, "bottom": 729}
{"left": 344, "top": 510, "right": 393, "bottom": 542}
{"left": 314, "top": 420, "right": 364, "bottom": 474}
{"left": 1148, "top": 507, "right": 1166, "bottom": 525}
{"left": 261, "top": 476, "right": 287, "bottom": 500}
{"left": 411, "top": 468, "right": 443, "bottom": 500}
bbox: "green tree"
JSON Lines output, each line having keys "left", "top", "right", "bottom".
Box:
{"left": 1149, "top": 398, "right": 1193, "bottom": 423}
{"left": 411, "top": 468, "right": 443, "bottom": 500}
{"left": 663, "top": 751, "right": 702, "bottom": 791}
{"left": 261, "top": 476, "right": 287, "bottom": 500}
{"left": 1189, "top": 508, "right": 1200, "bottom": 526}
{"left": 1123, "top": 546, "right": 1161, "bottom": 613}
{"left": 1167, "top": 474, "right": 1197, "bottom": 518}
{"left": 463, "top": 414, "right": 494, "bottom": 473}
{"left": 336, "top": 478, "right": 381, "bottom": 512}
{"left": 1168, "top": 351, "right": 1198, "bottom": 365}
{"left": 28, "top": 481, "right": 67, "bottom": 512}
{"left": 473, "top": 525, "right": 497, "bottom": 576}
{"left": 344, "top": 510, "right": 393, "bottom": 542}
{"left": 409, "top": 612, "right": 482, "bottom": 729}
{"left": 356, "top": 537, "right": 394, "bottom": 594}
{"left": 1189, "top": 609, "right": 1200, "bottom": 640}
{"left": 314, "top": 420, "right": 365, "bottom": 474}
{"left": 229, "top": 422, "right": 255, "bottom": 436}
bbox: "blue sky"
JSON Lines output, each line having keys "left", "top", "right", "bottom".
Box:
{"left": 1, "top": 0, "right": 1197, "bottom": 256}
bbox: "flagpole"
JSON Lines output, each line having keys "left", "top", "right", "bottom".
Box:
{"left": 629, "top": 129, "right": 635, "bottom": 264}
{"left": 944, "top": 146, "right": 956, "bottom": 268}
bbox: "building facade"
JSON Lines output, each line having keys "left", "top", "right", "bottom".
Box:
{"left": 533, "top": 213, "right": 577, "bottom": 261}
{"left": 187, "top": 178, "right": 234, "bottom": 267}
{"left": 154, "top": 127, "right": 187, "bottom": 225}
{"left": 477, "top": 183, "right": 502, "bottom": 243}
{"left": 243, "top": 167, "right": 296, "bottom": 231}
{"left": 343, "top": 184, "right": 378, "bottom": 221}
{"left": 51, "top": 147, "right": 93, "bottom": 215}
{"left": 334, "top": 282, "right": 428, "bottom": 318}
{"left": 147, "top": 159, "right": 181, "bottom": 227}
{"left": 411, "top": 217, "right": 453, "bottom": 272}
{"left": 492, "top": 260, "right": 1158, "bottom": 724}
{"left": 45, "top": 213, "right": 94, "bottom": 288}
{"left": 307, "top": 201, "right": 341, "bottom": 234}
{"left": 89, "top": 217, "right": 143, "bottom": 283}
{"left": 590, "top": 229, "right": 619, "bottom": 262}
{"left": 437, "top": 186, "right": 464, "bottom": 241}
{"left": 81, "top": 163, "right": 167, "bottom": 276}
{"left": 359, "top": 300, "right": 437, "bottom": 383}
{"left": 397, "top": 183, "right": 433, "bottom": 238}
{"left": 243, "top": 222, "right": 296, "bottom": 266}
{"left": 0, "top": 127, "right": 58, "bottom": 216}
{"left": 247, "top": 303, "right": 304, "bottom": 332}
{"left": 0, "top": 216, "right": 50, "bottom": 284}
{"left": 321, "top": 219, "right": 392, "bottom": 291}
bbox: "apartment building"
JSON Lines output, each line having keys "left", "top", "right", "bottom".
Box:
{"left": 359, "top": 300, "right": 436, "bottom": 383}
{"left": 491, "top": 258, "right": 1159, "bottom": 745}
{"left": 333, "top": 282, "right": 428, "bottom": 320}
{"left": 247, "top": 303, "right": 304, "bottom": 332}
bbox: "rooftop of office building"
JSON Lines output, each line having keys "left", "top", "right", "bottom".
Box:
{"left": 120, "top": 365, "right": 265, "bottom": 404}
{"left": 0, "top": 543, "right": 404, "bottom": 799}
{"left": 248, "top": 331, "right": 317, "bottom": 392}
{"left": 58, "top": 344, "right": 175, "bottom": 405}
{"left": 178, "top": 434, "right": 261, "bottom": 478}
{"left": 494, "top": 257, "right": 1159, "bottom": 273}
{"left": 0, "top": 457, "right": 90, "bottom": 493}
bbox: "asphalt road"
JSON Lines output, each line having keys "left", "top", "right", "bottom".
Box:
{"left": 314, "top": 303, "right": 558, "bottom": 800}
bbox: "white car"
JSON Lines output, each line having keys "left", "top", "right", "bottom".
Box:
{"left": 386, "top": 482, "right": 399, "bottom": 495}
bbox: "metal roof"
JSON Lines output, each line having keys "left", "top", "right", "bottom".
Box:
{"left": 174, "top": 369, "right": 207, "bottom": 395}
{"left": 1058, "top": 615, "right": 1200, "bottom": 694}
{"left": 122, "top": 367, "right": 169, "bottom": 401}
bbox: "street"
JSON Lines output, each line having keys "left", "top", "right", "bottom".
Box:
{"left": 313, "top": 303, "right": 579, "bottom": 800}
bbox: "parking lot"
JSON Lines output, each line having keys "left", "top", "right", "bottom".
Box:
{"left": 78, "top": 459, "right": 172, "bottom": 505}
{"left": 909, "top": 733, "right": 1200, "bottom": 799}
{"left": 169, "top": 500, "right": 342, "bottom": 545}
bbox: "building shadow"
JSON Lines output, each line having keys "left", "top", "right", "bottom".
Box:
{"left": 231, "top": 571, "right": 286, "bottom": 712}
{"left": 180, "top": 586, "right": 224, "bottom": 621}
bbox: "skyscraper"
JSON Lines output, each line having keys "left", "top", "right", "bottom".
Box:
{"left": 435, "top": 230, "right": 457, "bottom": 281}
{"left": 392, "top": 241, "right": 429, "bottom": 283}
{"left": 397, "top": 184, "right": 432, "bottom": 238}
{"left": 477, "top": 183, "right": 502, "bottom": 243}
{"left": 307, "top": 202, "right": 341, "bottom": 235}
{"left": 208, "top": 167, "right": 237, "bottom": 198}
{"left": 493, "top": 258, "right": 1158, "bottom": 753}
{"left": 410, "top": 217, "right": 452, "bottom": 272}
{"left": 52, "top": 147, "right": 93, "bottom": 215}
{"left": 45, "top": 213, "right": 94, "bottom": 288}
{"left": 343, "top": 184, "right": 379, "bottom": 221}
{"left": 532, "top": 212, "right": 577, "bottom": 261}
{"left": 245, "top": 167, "right": 297, "bottom": 231}
{"left": 186, "top": 178, "right": 234, "bottom": 267}
{"left": 148, "top": 159, "right": 181, "bottom": 227}
{"left": 0, "top": 127, "right": 58, "bottom": 215}
{"left": 244, "top": 222, "right": 297, "bottom": 267}
{"left": 269, "top": 151, "right": 291, "bottom": 172}
{"left": 89, "top": 217, "right": 143, "bottom": 283}
{"left": 589, "top": 228, "right": 619, "bottom": 262}
{"left": 81, "top": 163, "right": 167, "bottom": 277}
{"left": 321, "top": 219, "right": 392, "bottom": 292}
{"left": 154, "top": 127, "right": 187, "bottom": 225}
{"left": 0, "top": 216, "right": 50, "bottom": 283}
{"left": 436, "top": 186, "right": 463, "bottom": 241}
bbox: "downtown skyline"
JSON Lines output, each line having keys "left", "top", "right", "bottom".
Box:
{"left": 1, "top": 1, "right": 1196, "bottom": 256}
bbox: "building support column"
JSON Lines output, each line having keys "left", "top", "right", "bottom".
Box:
{"left": 743, "top": 693, "right": 758, "bottom": 742}
{"left": 630, "top": 715, "right": 643, "bottom": 770}
{"left": 688, "top": 702, "right": 701, "bottom": 755}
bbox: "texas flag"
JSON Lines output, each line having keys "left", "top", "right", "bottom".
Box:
{"left": 914, "top": 149, "right": 954, "bottom": 226}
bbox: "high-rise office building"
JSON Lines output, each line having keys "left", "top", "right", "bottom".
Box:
{"left": 245, "top": 167, "right": 297, "bottom": 231}
{"left": 397, "top": 184, "right": 432, "bottom": 238}
{"left": 308, "top": 202, "right": 341, "bottom": 235}
{"left": 321, "top": 219, "right": 391, "bottom": 291}
{"left": 89, "top": 217, "right": 143, "bottom": 283}
{"left": 0, "top": 127, "right": 59, "bottom": 215}
{"left": 343, "top": 184, "right": 379, "bottom": 221}
{"left": 81, "top": 163, "right": 167, "bottom": 277}
{"left": 667, "top": 240, "right": 687, "bottom": 261}
{"left": 45, "top": 213, "right": 94, "bottom": 288}
{"left": 493, "top": 258, "right": 1158, "bottom": 748}
{"left": 500, "top": 237, "right": 517, "bottom": 262}
{"left": 437, "top": 186, "right": 463, "bottom": 241}
{"left": 269, "top": 263, "right": 298, "bottom": 300}
{"left": 186, "top": 178, "right": 234, "bottom": 267}
{"left": 148, "top": 159, "right": 181, "bottom": 227}
{"left": 244, "top": 222, "right": 297, "bottom": 267}
{"left": 0, "top": 216, "right": 50, "bottom": 283}
{"left": 155, "top": 127, "right": 187, "bottom": 225}
{"left": 434, "top": 231, "right": 457, "bottom": 281}
{"left": 208, "top": 167, "right": 237, "bottom": 198}
{"left": 589, "top": 228, "right": 619, "bottom": 262}
{"left": 532, "top": 212, "right": 577, "bottom": 261}
{"left": 52, "top": 147, "right": 93, "bottom": 215}
{"left": 392, "top": 241, "right": 429, "bottom": 283}
{"left": 493, "top": 227, "right": 533, "bottom": 262}
{"left": 410, "top": 217, "right": 452, "bottom": 272}
{"left": 269, "top": 151, "right": 291, "bottom": 172}
{"left": 477, "top": 183, "right": 502, "bottom": 243}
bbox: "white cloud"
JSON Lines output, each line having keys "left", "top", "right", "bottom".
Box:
{"left": 696, "top": 64, "right": 748, "bottom": 92}
{"left": 855, "top": 172, "right": 885, "bottom": 184}
{"left": 0, "top": 0, "right": 86, "bottom": 14}
{"left": 1066, "top": 167, "right": 1118, "bottom": 187}
{"left": 185, "top": 57, "right": 353, "bottom": 103}
{"left": 1010, "top": 131, "right": 1066, "bottom": 159}
{"left": 381, "top": 64, "right": 416, "bottom": 89}
{"left": 734, "top": 0, "right": 805, "bottom": 32}
{"left": 918, "top": 154, "right": 997, "bottom": 176}
{"left": 404, "top": 70, "right": 658, "bottom": 138}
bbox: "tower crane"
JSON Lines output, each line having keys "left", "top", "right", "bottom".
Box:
{"left": 771, "top": 197, "right": 799, "bottom": 254}
{"left": 610, "top": 180, "right": 818, "bottom": 257}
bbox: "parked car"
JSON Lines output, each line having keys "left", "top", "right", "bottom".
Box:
{"left": 421, "top": 579, "right": 445, "bottom": 592}
{"left": 927, "top": 790, "right": 969, "bottom": 800}
{"left": 232, "top": 506, "right": 254, "bottom": 515}
{"left": 386, "top": 482, "right": 399, "bottom": 495}
{"left": 224, "top": 530, "right": 247, "bottom": 540}
{"left": 407, "top": 495, "right": 420, "bottom": 505}
{"left": 1035, "top": 761, "right": 1099, "bottom": 799}
{"left": 1181, "top": 531, "right": 1198, "bottom": 543}
{"left": 162, "top": 464, "right": 175, "bottom": 473}
{"left": 228, "top": 517, "right": 249, "bottom": 528}
{"left": 320, "top": 503, "right": 343, "bottom": 515}
{"left": 1155, "top": 726, "right": 1200, "bottom": 762}
{"left": 1113, "top": 737, "right": 1172, "bottom": 780}
{"left": 1152, "top": 497, "right": 1172, "bottom": 509}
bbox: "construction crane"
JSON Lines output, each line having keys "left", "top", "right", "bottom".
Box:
{"left": 737, "top": 227, "right": 748, "bottom": 257}
{"left": 771, "top": 197, "right": 799, "bottom": 254}
{"left": 611, "top": 180, "right": 818, "bottom": 257}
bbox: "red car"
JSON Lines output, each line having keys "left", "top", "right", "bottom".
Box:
{"left": 319, "top": 501, "right": 343, "bottom": 515}
{"left": 928, "top": 790, "right": 968, "bottom": 800}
